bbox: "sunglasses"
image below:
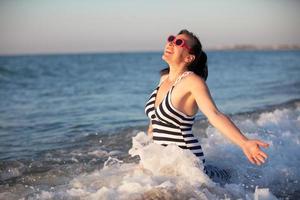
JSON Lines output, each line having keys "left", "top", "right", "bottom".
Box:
{"left": 167, "top": 35, "right": 191, "bottom": 51}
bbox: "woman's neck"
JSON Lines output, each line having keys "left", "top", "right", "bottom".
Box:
{"left": 167, "top": 65, "right": 188, "bottom": 82}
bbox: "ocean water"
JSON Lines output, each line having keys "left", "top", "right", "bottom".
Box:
{"left": 0, "top": 50, "right": 299, "bottom": 199}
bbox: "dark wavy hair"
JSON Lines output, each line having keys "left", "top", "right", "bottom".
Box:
{"left": 160, "top": 29, "right": 208, "bottom": 81}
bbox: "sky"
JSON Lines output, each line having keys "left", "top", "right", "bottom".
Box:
{"left": 0, "top": 0, "right": 300, "bottom": 55}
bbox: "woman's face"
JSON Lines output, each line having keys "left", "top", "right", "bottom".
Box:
{"left": 162, "top": 33, "right": 192, "bottom": 66}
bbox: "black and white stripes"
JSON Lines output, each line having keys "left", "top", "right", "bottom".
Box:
{"left": 144, "top": 71, "right": 205, "bottom": 165}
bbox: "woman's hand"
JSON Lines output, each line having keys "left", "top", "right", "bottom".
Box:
{"left": 241, "top": 139, "right": 270, "bottom": 165}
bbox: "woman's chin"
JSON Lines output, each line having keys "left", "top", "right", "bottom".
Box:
{"left": 162, "top": 54, "right": 170, "bottom": 62}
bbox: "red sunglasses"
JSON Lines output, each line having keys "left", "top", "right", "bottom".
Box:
{"left": 167, "top": 35, "right": 191, "bottom": 51}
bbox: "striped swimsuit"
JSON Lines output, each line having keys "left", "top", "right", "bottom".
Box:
{"left": 144, "top": 71, "right": 206, "bottom": 169}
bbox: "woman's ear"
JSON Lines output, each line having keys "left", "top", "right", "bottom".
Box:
{"left": 185, "top": 55, "right": 195, "bottom": 64}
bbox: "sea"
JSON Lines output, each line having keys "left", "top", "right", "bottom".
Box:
{"left": 0, "top": 50, "right": 299, "bottom": 199}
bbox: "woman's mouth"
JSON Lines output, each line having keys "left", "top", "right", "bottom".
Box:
{"left": 165, "top": 50, "right": 173, "bottom": 54}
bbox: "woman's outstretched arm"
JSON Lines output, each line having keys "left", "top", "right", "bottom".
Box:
{"left": 187, "top": 74, "right": 269, "bottom": 165}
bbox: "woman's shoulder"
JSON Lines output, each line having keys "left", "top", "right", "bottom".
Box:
{"left": 180, "top": 72, "right": 208, "bottom": 92}
{"left": 161, "top": 73, "right": 169, "bottom": 79}
{"left": 183, "top": 72, "right": 206, "bottom": 85}
{"left": 158, "top": 73, "right": 169, "bottom": 85}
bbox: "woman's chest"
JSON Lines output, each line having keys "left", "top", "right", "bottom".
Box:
{"left": 155, "top": 84, "right": 197, "bottom": 114}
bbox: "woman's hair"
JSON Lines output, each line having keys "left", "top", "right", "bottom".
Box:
{"left": 160, "top": 29, "right": 208, "bottom": 81}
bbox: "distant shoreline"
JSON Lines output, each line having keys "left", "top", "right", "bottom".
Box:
{"left": 0, "top": 45, "right": 300, "bottom": 57}
{"left": 206, "top": 44, "right": 300, "bottom": 51}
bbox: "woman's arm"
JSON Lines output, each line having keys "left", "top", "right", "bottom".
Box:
{"left": 187, "top": 74, "right": 269, "bottom": 165}
{"left": 147, "top": 121, "right": 153, "bottom": 138}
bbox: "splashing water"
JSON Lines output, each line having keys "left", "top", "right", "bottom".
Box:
{"left": 20, "top": 132, "right": 276, "bottom": 200}
{"left": 1, "top": 102, "right": 300, "bottom": 199}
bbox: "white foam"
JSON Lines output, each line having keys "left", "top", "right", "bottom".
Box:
{"left": 128, "top": 131, "right": 212, "bottom": 185}
{"left": 27, "top": 104, "right": 300, "bottom": 199}
{"left": 87, "top": 150, "right": 109, "bottom": 157}
{"left": 254, "top": 186, "right": 278, "bottom": 200}
{"left": 28, "top": 132, "right": 273, "bottom": 199}
{"left": 202, "top": 105, "right": 300, "bottom": 197}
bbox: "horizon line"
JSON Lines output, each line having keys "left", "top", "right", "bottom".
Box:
{"left": 1, "top": 44, "right": 300, "bottom": 57}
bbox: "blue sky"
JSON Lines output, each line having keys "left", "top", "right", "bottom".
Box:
{"left": 0, "top": 0, "right": 299, "bottom": 55}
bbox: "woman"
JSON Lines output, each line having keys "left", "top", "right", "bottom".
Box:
{"left": 144, "top": 29, "right": 269, "bottom": 179}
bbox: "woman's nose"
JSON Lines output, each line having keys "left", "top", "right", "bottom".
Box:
{"left": 168, "top": 41, "right": 174, "bottom": 47}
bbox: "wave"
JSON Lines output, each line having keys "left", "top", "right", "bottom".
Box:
{"left": 0, "top": 98, "right": 299, "bottom": 199}
{"left": 0, "top": 66, "right": 16, "bottom": 80}
{"left": 0, "top": 132, "right": 279, "bottom": 200}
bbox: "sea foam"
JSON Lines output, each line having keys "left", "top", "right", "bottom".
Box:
{"left": 57, "top": 132, "right": 277, "bottom": 200}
